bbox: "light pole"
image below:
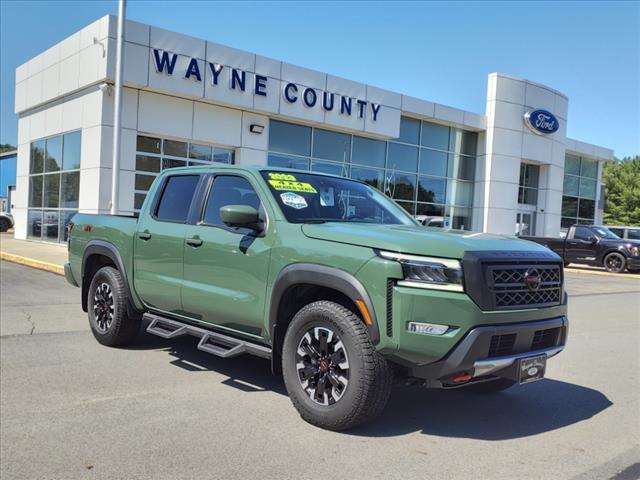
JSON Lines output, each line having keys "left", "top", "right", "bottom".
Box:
{"left": 110, "top": 0, "right": 126, "bottom": 215}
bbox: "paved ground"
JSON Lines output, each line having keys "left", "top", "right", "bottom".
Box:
{"left": 1, "top": 261, "right": 638, "bottom": 480}
{"left": 0, "top": 232, "right": 68, "bottom": 266}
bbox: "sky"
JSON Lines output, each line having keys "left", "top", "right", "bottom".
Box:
{"left": 1, "top": 0, "right": 639, "bottom": 157}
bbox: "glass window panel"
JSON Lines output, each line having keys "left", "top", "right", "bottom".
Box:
{"left": 577, "top": 218, "right": 593, "bottom": 225}
{"left": 351, "top": 136, "right": 385, "bottom": 168}
{"left": 137, "top": 135, "right": 161, "bottom": 154}
{"left": 203, "top": 176, "right": 260, "bottom": 233}
{"left": 213, "top": 147, "right": 234, "bottom": 164}
{"left": 579, "top": 177, "right": 597, "bottom": 199}
{"left": 136, "top": 155, "right": 161, "bottom": 173}
{"left": 62, "top": 132, "right": 81, "bottom": 170}
{"left": 449, "top": 129, "right": 478, "bottom": 156}
{"left": 60, "top": 171, "right": 79, "bottom": 208}
{"left": 312, "top": 129, "right": 351, "bottom": 162}
{"left": 395, "top": 201, "right": 415, "bottom": 215}
{"left": 563, "top": 175, "right": 579, "bottom": 196}
{"left": 267, "top": 153, "right": 309, "bottom": 170}
{"left": 518, "top": 187, "right": 538, "bottom": 205}
{"left": 30, "top": 140, "right": 45, "bottom": 174}
{"left": 387, "top": 173, "right": 416, "bottom": 201}
{"left": 155, "top": 175, "right": 200, "bottom": 222}
{"left": 420, "top": 148, "right": 448, "bottom": 177}
{"left": 580, "top": 158, "right": 598, "bottom": 179}
{"left": 520, "top": 164, "right": 540, "bottom": 188}
{"left": 562, "top": 196, "right": 578, "bottom": 217}
{"left": 421, "top": 122, "right": 449, "bottom": 151}
{"left": 417, "top": 176, "right": 446, "bottom": 203}
{"left": 448, "top": 154, "right": 475, "bottom": 181}
{"left": 387, "top": 143, "right": 418, "bottom": 173}
{"left": 43, "top": 210, "right": 59, "bottom": 242}
{"left": 163, "top": 158, "right": 187, "bottom": 170}
{"left": 561, "top": 217, "right": 575, "bottom": 230}
{"left": 578, "top": 198, "right": 595, "bottom": 219}
{"left": 350, "top": 166, "right": 384, "bottom": 191}
{"left": 397, "top": 117, "right": 420, "bottom": 145}
{"left": 311, "top": 160, "right": 346, "bottom": 176}
{"left": 565, "top": 154, "right": 580, "bottom": 175}
{"left": 135, "top": 174, "right": 156, "bottom": 191}
{"left": 447, "top": 180, "right": 474, "bottom": 207}
{"left": 189, "top": 143, "right": 212, "bottom": 161}
{"left": 269, "top": 120, "right": 311, "bottom": 156}
{"left": 29, "top": 175, "right": 43, "bottom": 208}
{"left": 27, "top": 210, "right": 42, "bottom": 240}
{"left": 134, "top": 193, "right": 146, "bottom": 210}
{"left": 43, "top": 173, "right": 60, "bottom": 208}
{"left": 445, "top": 206, "right": 472, "bottom": 230}
{"left": 626, "top": 229, "right": 640, "bottom": 240}
{"left": 416, "top": 203, "right": 445, "bottom": 218}
{"left": 163, "top": 139, "right": 188, "bottom": 157}
{"left": 45, "top": 136, "right": 62, "bottom": 172}
{"left": 59, "top": 210, "right": 77, "bottom": 243}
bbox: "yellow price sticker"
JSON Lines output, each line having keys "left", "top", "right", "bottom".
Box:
{"left": 268, "top": 172, "right": 297, "bottom": 181}
{"left": 268, "top": 179, "right": 317, "bottom": 193}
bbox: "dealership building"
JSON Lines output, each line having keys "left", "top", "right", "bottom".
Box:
{"left": 13, "top": 14, "right": 614, "bottom": 244}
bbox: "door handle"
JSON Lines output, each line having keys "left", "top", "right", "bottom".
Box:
{"left": 138, "top": 230, "right": 152, "bottom": 241}
{"left": 186, "top": 236, "right": 203, "bottom": 247}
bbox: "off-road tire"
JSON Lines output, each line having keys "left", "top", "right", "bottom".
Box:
{"left": 282, "top": 300, "right": 393, "bottom": 431}
{"left": 0, "top": 217, "right": 10, "bottom": 233}
{"left": 463, "top": 378, "right": 516, "bottom": 393}
{"left": 87, "top": 266, "right": 140, "bottom": 346}
{"left": 603, "top": 252, "right": 626, "bottom": 273}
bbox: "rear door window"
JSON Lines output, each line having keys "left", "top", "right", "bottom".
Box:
{"left": 155, "top": 175, "right": 200, "bottom": 223}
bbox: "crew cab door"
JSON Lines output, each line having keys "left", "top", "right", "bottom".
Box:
{"left": 181, "top": 174, "right": 273, "bottom": 338}
{"left": 134, "top": 173, "right": 202, "bottom": 313}
{"left": 565, "top": 226, "right": 598, "bottom": 263}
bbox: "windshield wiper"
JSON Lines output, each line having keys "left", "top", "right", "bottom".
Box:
{"left": 300, "top": 220, "right": 328, "bottom": 224}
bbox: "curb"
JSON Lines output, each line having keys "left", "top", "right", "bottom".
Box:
{"left": 564, "top": 266, "right": 640, "bottom": 279}
{"left": 0, "top": 251, "right": 64, "bottom": 276}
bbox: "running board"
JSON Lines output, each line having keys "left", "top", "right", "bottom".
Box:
{"left": 144, "top": 313, "right": 271, "bottom": 360}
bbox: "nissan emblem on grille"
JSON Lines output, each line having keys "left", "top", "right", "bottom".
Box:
{"left": 524, "top": 268, "right": 542, "bottom": 291}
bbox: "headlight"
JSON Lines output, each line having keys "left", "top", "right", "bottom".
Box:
{"left": 378, "top": 251, "right": 464, "bottom": 292}
{"left": 628, "top": 244, "right": 640, "bottom": 256}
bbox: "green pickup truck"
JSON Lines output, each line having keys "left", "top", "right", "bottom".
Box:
{"left": 65, "top": 165, "right": 568, "bottom": 430}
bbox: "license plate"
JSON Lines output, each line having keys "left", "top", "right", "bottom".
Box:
{"left": 518, "top": 354, "right": 546, "bottom": 384}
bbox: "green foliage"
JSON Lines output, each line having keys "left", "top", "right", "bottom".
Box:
{"left": 602, "top": 156, "right": 640, "bottom": 226}
{"left": 0, "top": 143, "right": 16, "bottom": 154}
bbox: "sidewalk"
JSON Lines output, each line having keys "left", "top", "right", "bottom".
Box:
{"left": 0, "top": 232, "right": 67, "bottom": 275}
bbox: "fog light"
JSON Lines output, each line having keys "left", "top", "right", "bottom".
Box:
{"left": 407, "top": 322, "right": 449, "bottom": 335}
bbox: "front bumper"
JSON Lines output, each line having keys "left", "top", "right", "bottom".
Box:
{"left": 626, "top": 257, "right": 640, "bottom": 270}
{"left": 408, "top": 316, "right": 568, "bottom": 385}
{"left": 64, "top": 262, "right": 78, "bottom": 287}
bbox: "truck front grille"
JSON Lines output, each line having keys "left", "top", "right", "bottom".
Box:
{"left": 488, "top": 333, "right": 516, "bottom": 357}
{"left": 531, "top": 327, "right": 561, "bottom": 351}
{"left": 486, "top": 327, "right": 562, "bottom": 358}
{"left": 487, "top": 264, "right": 562, "bottom": 310}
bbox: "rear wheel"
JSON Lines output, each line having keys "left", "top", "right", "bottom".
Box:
{"left": 282, "top": 301, "right": 392, "bottom": 431}
{"left": 87, "top": 266, "right": 140, "bottom": 346}
{"left": 463, "top": 378, "right": 516, "bottom": 393}
{"left": 603, "top": 252, "right": 626, "bottom": 273}
{"left": 0, "top": 218, "right": 10, "bottom": 232}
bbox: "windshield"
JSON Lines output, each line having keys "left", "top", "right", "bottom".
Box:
{"left": 260, "top": 171, "right": 417, "bottom": 225}
{"left": 593, "top": 227, "right": 620, "bottom": 239}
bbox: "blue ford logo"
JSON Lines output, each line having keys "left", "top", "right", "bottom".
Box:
{"left": 524, "top": 109, "right": 560, "bottom": 135}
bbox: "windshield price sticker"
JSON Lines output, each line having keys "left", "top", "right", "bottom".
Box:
{"left": 268, "top": 172, "right": 298, "bottom": 181}
{"left": 269, "top": 179, "right": 317, "bottom": 193}
{"left": 280, "top": 192, "right": 308, "bottom": 209}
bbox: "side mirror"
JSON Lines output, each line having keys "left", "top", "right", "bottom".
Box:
{"left": 590, "top": 237, "right": 598, "bottom": 244}
{"left": 219, "top": 205, "right": 261, "bottom": 230}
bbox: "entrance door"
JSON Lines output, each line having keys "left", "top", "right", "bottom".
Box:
{"left": 515, "top": 211, "right": 536, "bottom": 236}
{"left": 181, "top": 174, "right": 273, "bottom": 338}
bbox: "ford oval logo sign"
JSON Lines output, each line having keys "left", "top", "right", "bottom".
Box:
{"left": 524, "top": 109, "right": 560, "bottom": 135}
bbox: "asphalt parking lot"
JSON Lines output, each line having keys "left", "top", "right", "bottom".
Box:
{"left": 1, "top": 260, "right": 639, "bottom": 480}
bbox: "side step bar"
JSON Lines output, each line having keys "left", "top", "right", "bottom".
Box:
{"left": 144, "top": 313, "right": 271, "bottom": 360}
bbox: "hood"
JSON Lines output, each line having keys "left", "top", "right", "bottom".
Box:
{"left": 301, "top": 223, "right": 553, "bottom": 259}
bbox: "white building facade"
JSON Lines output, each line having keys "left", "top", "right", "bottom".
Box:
{"left": 13, "top": 15, "right": 614, "bottom": 243}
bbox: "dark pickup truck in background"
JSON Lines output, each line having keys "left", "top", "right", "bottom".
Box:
{"left": 522, "top": 225, "right": 640, "bottom": 273}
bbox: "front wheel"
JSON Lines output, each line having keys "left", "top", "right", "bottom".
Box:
{"left": 0, "top": 218, "right": 10, "bottom": 232}
{"left": 87, "top": 266, "right": 140, "bottom": 346}
{"left": 603, "top": 252, "right": 626, "bottom": 273}
{"left": 282, "top": 301, "right": 392, "bottom": 431}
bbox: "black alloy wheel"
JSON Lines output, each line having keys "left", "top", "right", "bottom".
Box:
{"left": 604, "top": 252, "right": 626, "bottom": 273}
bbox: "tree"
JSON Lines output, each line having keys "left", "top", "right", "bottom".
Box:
{"left": 0, "top": 143, "right": 16, "bottom": 154}
{"left": 602, "top": 156, "right": 640, "bottom": 226}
